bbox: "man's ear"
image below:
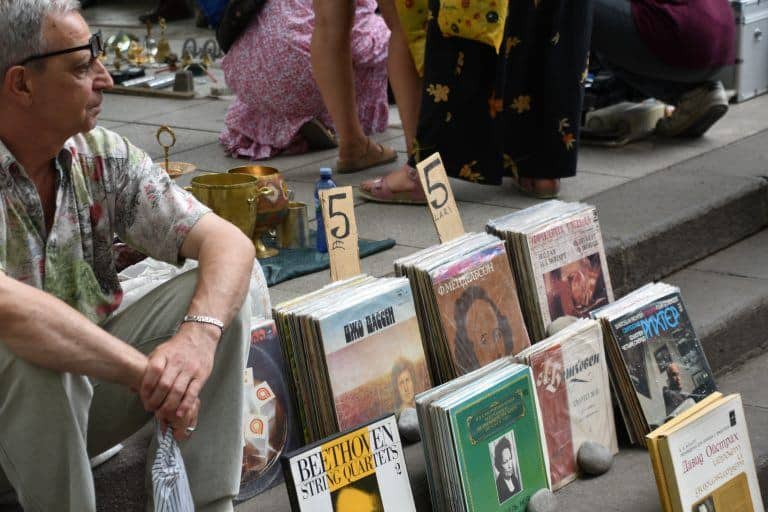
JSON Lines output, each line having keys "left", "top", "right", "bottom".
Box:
{"left": 2, "top": 66, "right": 34, "bottom": 107}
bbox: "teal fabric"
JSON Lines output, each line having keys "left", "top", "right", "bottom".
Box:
{"left": 261, "top": 230, "right": 395, "bottom": 286}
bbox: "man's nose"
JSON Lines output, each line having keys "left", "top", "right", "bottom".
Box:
{"left": 92, "top": 58, "right": 114, "bottom": 90}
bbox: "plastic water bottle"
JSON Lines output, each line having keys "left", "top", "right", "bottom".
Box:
{"left": 314, "top": 167, "right": 337, "bottom": 253}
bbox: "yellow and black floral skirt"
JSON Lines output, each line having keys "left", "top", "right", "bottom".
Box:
{"left": 401, "top": 0, "right": 593, "bottom": 184}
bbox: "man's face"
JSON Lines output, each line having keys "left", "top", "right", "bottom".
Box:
{"left": 501, "top": 447, "right": 515, "bottom": 479}
{"left": 397, "top": 369, "right": 414, "bottom": 405}
{"left": 24, "top": 12, "right": 113, "bottom": 137}
{"left": 668, "top": 365, "right": 682, "bottom": 390}
{"left": 468, "top": 300, "right": 505, "bottom": 365}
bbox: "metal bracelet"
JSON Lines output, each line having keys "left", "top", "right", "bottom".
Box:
{"left": 181, "top": 314, "right": 224, "bottom": 334}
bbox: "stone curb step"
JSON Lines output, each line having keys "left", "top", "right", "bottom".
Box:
{"left": 592, "top": 130, "right": 768, "bottom": 299}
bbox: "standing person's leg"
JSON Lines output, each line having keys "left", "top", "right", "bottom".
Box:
{"left": 0, "top": 346, "right": 96, "bottom": 512}
{"left": 359, "top": 0, "right": 428, "bottom": 203}
{"left": 92, "top": 269, "right": 249, "bottom": 512}
{"left": 378, "top": 0, "right": 422, "bottom": 155}
{"left": 311, "top": 0, "right": 395, "bottom": 171}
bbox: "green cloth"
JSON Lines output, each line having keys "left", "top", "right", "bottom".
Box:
{"left": 260, "top": 230, "right": 395, "bottom": 286}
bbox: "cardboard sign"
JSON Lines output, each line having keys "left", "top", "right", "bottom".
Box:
{"left": 416, "top": 152, "right": 465, "bottom": 243}
{"left": 319, "top": 186, "right": 361, "bottom": 281}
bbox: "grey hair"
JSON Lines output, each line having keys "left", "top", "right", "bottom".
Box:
{"left": 0, "top": 0, "right": 82, "bottom": 76}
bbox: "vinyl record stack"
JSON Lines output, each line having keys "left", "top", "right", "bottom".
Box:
{"left": 273, "top": 275, "right": 432, "bottom": 442}
{"left": 515, "top": 318, "right": 618, "bottom": 490}
{"left": 416, "top": 360, "right": 550, "bottom": 512}
{"left": 394, "top": 232, "right": 530, "bottom": 384}
{"left": 591, "top": 283, "right": 717, "bottom": 445}
{"left": 487, "top": 201, "right": 614, "bottom": 341}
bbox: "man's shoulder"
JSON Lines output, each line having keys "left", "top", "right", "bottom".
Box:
{"left": 64, "top": 126, "right": 138, "bottom": 162}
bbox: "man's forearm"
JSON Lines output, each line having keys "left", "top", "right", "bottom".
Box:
{"left": 0, "top": 272, "right": 146, "bottom": 388}
{"left": 180, "top": 215, "right": 255, "bottom": 335}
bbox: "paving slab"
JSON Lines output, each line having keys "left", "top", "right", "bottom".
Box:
{"left": 109, "top": 123, "right": 219, "bottom": 160}
{"left": 100, "top": 95, "right": 216, "bottom": 124}
{"left": 353, "top": 200, "right": 517, "bottom": 249}
{"left": 139, "top": 99, "right": 232, "bottom": 133}
{"left": 691, "top": 229, "right": 768, "bottom": 280}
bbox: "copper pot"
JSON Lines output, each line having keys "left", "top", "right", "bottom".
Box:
{"left": 228, "top": 166, "right": 289, "bottom": 259}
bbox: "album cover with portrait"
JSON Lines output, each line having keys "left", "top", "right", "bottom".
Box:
{"left": 593, "top": 283, "right": 717, "bottom": 445}
{"left": 487, "top": 200, "right": 613, "bottom": 341}
{"left": 394, "top": 232, "right": 529, "bottom": 385}
{"left": 416, "top": 362, "right": 550, "bottom": 511}
{"left": 282, "top": 414, "right": 417, "bottom": 512}
{"left": 516, "top": 319, "right": 618, "bottom": 490}
{"left": 318, "top": 279, "right": 431, "bottom": 433}
{"left": 647, "top": 393, "right": 764, "bottom": 512}
{"left": 237, "top": 318, "right": 304, "bottom": 503}
{"left": 430, "top": 240, "right": 530, "bottom": 377}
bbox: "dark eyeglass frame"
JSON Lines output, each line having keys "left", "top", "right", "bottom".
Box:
{"left": 18, "top": 31, "right": 104, "bottom": 66}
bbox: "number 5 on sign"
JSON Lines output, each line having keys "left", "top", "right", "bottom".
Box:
{"left": 319, "top": 186, "right": 361, "bottom": 281}
{"left": 416, "top": 152, "right": 465, "bottom": 243}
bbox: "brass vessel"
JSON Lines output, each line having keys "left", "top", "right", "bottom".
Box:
{"left": 228, "top": 166, "right": 289, "bottom": 259}
{"left": 188, "top": 174, "right": 268, "bottom": 242}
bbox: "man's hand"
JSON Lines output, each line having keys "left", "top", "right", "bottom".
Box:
{"left": 140, "top": 322, "right": 220, "bottom": 424}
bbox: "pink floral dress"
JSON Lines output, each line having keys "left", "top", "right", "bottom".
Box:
{"left": 219, "top": 0, "right": 391, "bottom": 159}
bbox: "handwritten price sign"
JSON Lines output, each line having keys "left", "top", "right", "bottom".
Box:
{"left": 319, "top": 186, "right": 361, "bottom": 281}
{"left": 416, "top": 152, "right": 465, "bottom": 243}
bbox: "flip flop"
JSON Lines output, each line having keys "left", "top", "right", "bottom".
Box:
{"left": 298, "top": 119, "right": 338, "bottom": 150}
{"left": 358, "top": 167, "right": 427, "bottom": 205}
{"left": 336, "top": 138, "right": 397, "bottom": 174}
{"left": 508, "top": 166, "right": 560, "bottom": 199}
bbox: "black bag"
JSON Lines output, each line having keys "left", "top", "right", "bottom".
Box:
{"left": 216, "top": 0, "right": 264, "bottom": 53}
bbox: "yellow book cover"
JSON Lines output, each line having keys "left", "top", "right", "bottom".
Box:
{"left": 657, "top": 394, "right": 764, "bottom": 512}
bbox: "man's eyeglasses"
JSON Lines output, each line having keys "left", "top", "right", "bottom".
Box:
{"left": 18, "top": 31, "right": 104, "bottom": 66}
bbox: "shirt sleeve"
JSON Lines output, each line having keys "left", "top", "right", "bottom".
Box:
{"left": 111, "top": 135, "right": 211, "bottom": 264}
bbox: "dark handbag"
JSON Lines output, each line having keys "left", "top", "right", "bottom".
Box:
{"left": 215, "top": 0, "right": 263, "bottom": 53}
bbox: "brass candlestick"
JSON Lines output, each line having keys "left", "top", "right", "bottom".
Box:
{"left": 156, "top": 18, "right": 172, "bottom": 64}
{"left": 156, "top": 125, "right": 176, "bottom": 175}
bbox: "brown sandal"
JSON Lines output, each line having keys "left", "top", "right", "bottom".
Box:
{"left": 336, "top": 138, "right": 397, "bottom": 174}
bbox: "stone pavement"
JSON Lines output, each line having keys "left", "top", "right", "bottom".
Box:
{"left": 2, "top": 1, "right": 767, "bottom": 510}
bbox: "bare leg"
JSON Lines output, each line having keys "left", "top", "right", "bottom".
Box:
{"left": 377, "top": 0, "right": 422, "bottom": 155}
{"left": 362, "top": 0, "right": 424, "bottom": 195}
{"left": 311, "top": 0, "right": 368, "bottom": 161}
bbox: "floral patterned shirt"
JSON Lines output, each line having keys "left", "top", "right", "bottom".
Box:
{"left": 0, "top": 127, "right": 210, "bottom": 324}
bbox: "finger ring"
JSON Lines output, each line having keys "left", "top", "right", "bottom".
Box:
{"left": 185, "top": 426, "right": 197, "bottom": 434}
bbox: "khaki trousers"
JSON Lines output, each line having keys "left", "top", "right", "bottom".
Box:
{"left": 0, "top": 269, "right": 248, "bottom": 512}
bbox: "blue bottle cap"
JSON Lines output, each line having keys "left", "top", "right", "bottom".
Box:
{"left": 320, "top": 167, "right": 333, "bottom": 178}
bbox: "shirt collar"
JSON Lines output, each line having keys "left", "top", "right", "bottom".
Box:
{"left": 0, "top": 136, "right": 74, "bottom": 179}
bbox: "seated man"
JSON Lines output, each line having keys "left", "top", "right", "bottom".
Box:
{"left": 592, "top": 0, "right": 735, "bottom": 137}
{"left": 0, "top": 1, "right": 256, "bottom": 511}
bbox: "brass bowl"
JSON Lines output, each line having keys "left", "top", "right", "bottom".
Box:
{"left": 187, "top": 173, "right": 262, "bottom": 241}
{"left": 165, "top": 161, "right": 196, "bottom": 179}
{"left": 228, "top": 165, "right": 289, "bottom": 259}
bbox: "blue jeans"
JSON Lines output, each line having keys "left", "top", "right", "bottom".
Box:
{"left": 592, "top": 0, "right": 727, "bottom": 104}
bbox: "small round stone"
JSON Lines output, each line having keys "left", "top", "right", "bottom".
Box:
{"left": 527, "top": 488, "right": 557, "bottom": 512}
{"left": 577, "top": 441, "right": 614, "bottom": 475}
{"left": 546, "top": 315, "right": 578, "bottom": 337}
{"left": 398, "top": 407, "right": 421, "bottom": 444}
